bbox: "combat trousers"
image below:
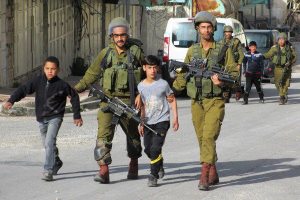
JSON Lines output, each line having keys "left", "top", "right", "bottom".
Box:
{"left": 274, "top": 67, "right": 291, "bottom": 96}
{"left": 191, "top": 98, "right": 225, "bottom": 164}
{"left": 95, "top": 101, "right": 142, "bottom": 165}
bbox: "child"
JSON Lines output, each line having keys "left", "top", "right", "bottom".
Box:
{"left": 137, "top": 55, "right": 179, "bottom": 187}
{"left": 242, "top": 41, "right": 265, "bottom": 104}
{"left": 3, "top": 56, "right": 83, "bottom": 181}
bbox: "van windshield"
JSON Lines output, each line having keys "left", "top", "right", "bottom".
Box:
{"left": 245, "top": 32, "right": 270, "bottom": 48}
{"left": 171, "top": 22, "right": 226, "bottom": 48}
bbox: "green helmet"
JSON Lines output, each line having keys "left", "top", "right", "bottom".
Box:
{"left": 108, "top": 17, "right": 130, "bottom": 36}
{"left": 194, "top": 11, "right": 217, "bottom": 30}
{"left": 223, "top": 25, "right": 233, "bottom": 32}
{"left": 278, "top": 32, "right": 287, "bottom": 40}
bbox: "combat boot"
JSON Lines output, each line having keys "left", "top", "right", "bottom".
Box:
{"left": 198, "top": 163, "right": 211, "bottom": 191}
{"left": 242, "top": 93, "right": 248, "bottom": 105}
{"left": 208, "top": 164, "right": 219, "bottom": 186}
{"left": 279, "top": 96, "right": 285, "bottom": 105}
{"left": 127, "top": 158, "right": 138, "bottom": 180}
{"left": 94, "top": 164, "right": 110, "bottom": 183}
{"left": 258, "top": 92, "right": 264, "bottom": 104}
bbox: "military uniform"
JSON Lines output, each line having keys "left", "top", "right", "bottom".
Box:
{"left": 173, "top": 40, "right": 237, "bottom": 191}
{"left": 75, "top": 41, "right": 144, "bottom": 181}
{"left": 263, "top": 38, "right": 296, "bottom": 103}
{"left": 220, "top": 27, "right": 245, "bottom": 102}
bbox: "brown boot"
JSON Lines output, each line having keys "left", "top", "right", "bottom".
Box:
{"left": 208, "top": 164, "right": 219, "bottom": 185}
{"left": 198, "top": 163, "right": 211, "bottom": 191}
{"left": 127, "top": 159, "right": 138, "bottom": 180}
{"left": 94, "top": 164, "right": 109, "bottom": 183}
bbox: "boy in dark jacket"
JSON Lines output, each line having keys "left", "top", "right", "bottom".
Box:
{"left": 242, "top": 41, "right": 265, "bottom": 104}
{"left": 3, "top": 56, "right": 83, "bottom": 181}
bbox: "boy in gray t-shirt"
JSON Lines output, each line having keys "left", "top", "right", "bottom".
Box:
{"left": 137, "top": 55, "right": 179, "bottom": 187}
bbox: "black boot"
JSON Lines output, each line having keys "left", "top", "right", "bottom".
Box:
{"left": 243, "top": 93, "right": 248, "bottom": 105}
{"left": 258, "top": 92, "right": 264, "bottom": 103}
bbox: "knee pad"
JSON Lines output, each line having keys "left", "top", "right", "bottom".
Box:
{"left": 94, "top": 140, "right": 111, "bottom": 162}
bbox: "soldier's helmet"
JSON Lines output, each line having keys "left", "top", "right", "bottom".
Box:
{"left": 278, "top": 32, "right": 287, "bottom": 40}
{"left": 108, "top": 17, "right": 130, "bottom": 36}
{"left": 194, "top": 11, "right": 217, "bottom": 30}
{"left": 223, "top": 25, "right": 233, "bottom": 32}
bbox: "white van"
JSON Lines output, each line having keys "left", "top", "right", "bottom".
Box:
{"left": 163, "top": 17, "right": 247, "bottom": 63}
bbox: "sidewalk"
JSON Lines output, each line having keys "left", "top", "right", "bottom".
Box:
{"left": 0, "top": 76, "right": 100, "bottom": 116}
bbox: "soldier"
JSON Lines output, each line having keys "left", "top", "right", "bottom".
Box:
{"left": 263, "top": 32, "right": 297, "bottom": 105}
{"left": 74, "top": 17, "right": 144, "bottom": 183}
{"left": 220, "top": 25, "right": 244, "bottom": 102}
{"left": 172, "top": 11, "right": 238, "bottom": 190}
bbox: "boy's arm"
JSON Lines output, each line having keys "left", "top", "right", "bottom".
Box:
{"left": 138, "top": 104, "right": 145, "bottom": 136}
{"left": 168, "top": 94, "right": 179, "bottom": 131}
{"left": 7, "top": 77, "right": 37, "bottom": 106}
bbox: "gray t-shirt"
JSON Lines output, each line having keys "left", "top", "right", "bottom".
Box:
{"left": 138, "top": 78, "right": 173, "bottom": 125}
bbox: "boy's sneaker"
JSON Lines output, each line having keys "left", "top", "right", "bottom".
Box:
{"left": 52, "top": 159, "right": 63, "bottom": 175}
{"left": 42, "top": 172, "right": 53, "bottom": 181}
{"left": 158, "top": 166, "right": 165, "bottom": 179}
{"left": 147, "top": 174, "right": 158, "bottom": 187}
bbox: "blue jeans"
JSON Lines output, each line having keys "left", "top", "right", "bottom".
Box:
{"left": 39, "top": 117, "right": 63, "bottom": 173}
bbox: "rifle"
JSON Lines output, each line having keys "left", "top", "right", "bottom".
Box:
{"left": 168, "top": 58, "right": 236, "bottom": 85}
{"left": 89, "top": 85, "right": 159, "bottom": 135}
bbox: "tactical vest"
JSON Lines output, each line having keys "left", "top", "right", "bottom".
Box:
{"left": 100, "top": 45, "right": 142, "bottom": 97}
{"left": 186, "top": 42, "right": 224, "bottom": 100}
{"left": 272, "top": 44, "right": 292, "bottom": 67}
{"left": 226, "top": 38, "right": 240, "bottom": 63}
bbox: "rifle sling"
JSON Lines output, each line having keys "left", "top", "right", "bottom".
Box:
{"left": 126, "top": 49, "right": 136, "bottom": 107}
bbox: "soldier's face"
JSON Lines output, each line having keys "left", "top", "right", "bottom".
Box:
{"left": 143, "top": 64, "right": 158, "bottom": 79}
{"left": 278, "top": 38, "right": 285, "bottom": 47}
{"left": 44, "top": 62, "right": 59, "bottom": 80}
{"left": 111, "top": 27, "right": 128, "bottom": 48}
{"left": 224, "top": 31, "right": 232, "bottom": 40}
{"left": 197, "top": 22, "right": 214, "bottom": 40}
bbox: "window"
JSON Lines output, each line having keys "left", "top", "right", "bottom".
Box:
{"left": 172, "top": 22, "right": 198, "bottom": 48}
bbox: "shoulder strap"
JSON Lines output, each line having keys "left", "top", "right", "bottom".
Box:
{"left": 100, "top": 48, "right": 113, "bottom": 69}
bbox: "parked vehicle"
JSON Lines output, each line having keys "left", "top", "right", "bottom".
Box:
{"left": 163, "top": 17, "right": 247, "bottom": 63}
{"left": 244, "top": 29, "right": 279, "bottom": 83}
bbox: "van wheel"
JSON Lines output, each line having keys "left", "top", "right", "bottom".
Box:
{"left": 270, "top": 78, "right": 275, "bottom": 84}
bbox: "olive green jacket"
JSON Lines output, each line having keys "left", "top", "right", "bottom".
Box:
{"left": 263, "top": 44, "right": 297, "bottom": 67}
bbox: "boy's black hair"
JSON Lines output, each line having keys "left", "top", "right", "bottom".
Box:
{"left": 248, "top": 41, "right": 257, "bottom": 47}
{"left": 142, "top": 55, "right": 161, "bottom": 66}
{"left": 44, "top": 56, "right": 60, "bottom": 68}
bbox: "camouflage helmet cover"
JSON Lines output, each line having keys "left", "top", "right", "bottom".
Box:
{"left": 278, "top": 32, "right": 287, "bottom": 40}
{"left": 194, "top": 11, "right": 217, "bottom": 30}
{"left": 223, "top": 25, "right": 233, "bottom": 32}
{"left": 108, "top": 17, "right": 130, "bottom": 36}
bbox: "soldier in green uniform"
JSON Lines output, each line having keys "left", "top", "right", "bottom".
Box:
{"left": 74, "top": 17, "right": 144, "bottom": 183}
{"left": 172, "top": 11, "right": 238, "bottom": 191}
{"left": 263, "top": 33, "right": 297, "bottom": 105}
{"left": 220, "top": 25, "right": 245, "bottom": 102}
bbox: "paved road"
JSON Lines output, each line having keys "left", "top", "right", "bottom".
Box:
{"left": 1, "top": 74, "right": 300, "bottom": 200}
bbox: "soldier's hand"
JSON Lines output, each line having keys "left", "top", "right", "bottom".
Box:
{"left": 74, "top": 118, "right": 83, "bottom": 127}
{"left": 3, "top": 102, "right": 13, "bottom": 110}
{"left": 211, "top": 74, "right": 222, "bottom": 86}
